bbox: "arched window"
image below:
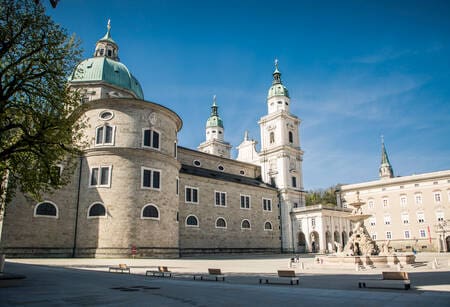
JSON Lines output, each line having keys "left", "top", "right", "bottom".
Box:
{"left": 288, "top": 131, "right": 293, "bottom": 143}
{"left": 241, "top": 219, "right": 251, "bottom": 229}
{"left": 215, "top": 217, "right": 227, "bottom": 229}
{"left": 143, "top": 128, "right": 160, "bottom": 149}
{"left": 186, "top": 215, "right": 199, "bottom": 227}
{"left": 141, "top": 204, "right": 159, "bottom": 220}
{"left": 34, "top": 201, "right": 58, "bottom": 218}
{"left": 269, "top": 132, "right": 275, "bottom": 144}
{"left": 264, "top": 221, "right": 273, "bottom": 231}
{"left": 88, "top": 202, "right": 107, "bottom": 218}
{"left": 95, "top": 125, "right": 115, "bottom": 145}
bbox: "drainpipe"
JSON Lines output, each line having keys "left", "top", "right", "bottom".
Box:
{"left": 72, "top": 156, "right": 83, "bottom": 258}
{"left": 278, "top": 191, "right": 283, "bottom": 253}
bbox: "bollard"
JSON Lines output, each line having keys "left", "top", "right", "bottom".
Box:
{"left": 0, "top": 254, "right": 5, "bottom": 273}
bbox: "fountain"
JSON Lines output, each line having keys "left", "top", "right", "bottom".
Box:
{"left": 315, "top": 194, "right": 416, "bottom": 268}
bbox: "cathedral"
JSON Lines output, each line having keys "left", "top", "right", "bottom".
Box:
{"left": 0, "top": 22, "right": 305, "bottom": 257}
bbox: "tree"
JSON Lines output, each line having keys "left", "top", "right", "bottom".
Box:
{"left": 305, "top": 186, "right": 338, "bottom": 206}
{"left": 0, "top": 0, "right": 85, "bottom": 232}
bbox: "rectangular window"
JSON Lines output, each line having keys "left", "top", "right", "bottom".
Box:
{"left": 311, "top": 218, "right": 316, "bottom": 227}
{"left": 90, "top": 166, "right": 111, "bottom": 187}
{"left": 215, "top": 191, "right": 227, "bottom": 207}
{"left": 415, "top": 194, "right": 422, "bottom": 205}
{"left": 417, "top": 213, "right": 425, "bottom": 223}
{"left": 369, "top": 217, "right": 376, "bottom": 226}
{"left": 372, "top": 233, "right": 377, "bottom": 240}
{"left": 174, "top": 141, "right": 178, "bottom": 158}
{"left": 143, "top": 129, "right": 160, "bottom": 149}
{"left": 95, "top": 125, "right": 115, "bottom": 145}
{"left": 384, "top": 216, "right": 391, "bottom": 225}
{"left": 263, "top": 198, "right": 272, "bottom": 211}
{"left": 401, "top": 214, "right": 409, "bottom": 224}
{"left": 141, "top": 167, "right": 161, "bottom": 190}
{"left": 400, "top": 196, "right": 407, "bottom": 208}
{"left": 436, "top": 212, "right": 444, "bottom": 222}
{"left": 292, "top": 176, "right": 297, "bottom": 188}
{"left": 185, "top": 186, "right": 199, "bottom": 204}
{"left": 368, "top": 200, "right": 374, "bottom": 209}
{"left": 386, "top": 231, "right": 392, "bottom": 239}
{"left": 419, "top": 229, "right": 426, "bottom": 238}
{"left": 434, "top": 192, "right": 441, "bottom": 203}
{"left": 382, "top": 198, "right": 389, "bottom": 208}
{"left": 176, "top": 177, "right": 179, "bottom": 195}
{"left": 404, "top": 230, "right": 410, "bottom": 239}
{"left": 240, "top": 195, "right": 250, "bottom": 209}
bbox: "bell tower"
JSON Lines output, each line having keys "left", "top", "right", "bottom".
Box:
{"left": 258, "top": 60, "right": 305, "bottom": 252}
{"left": 198, "top": 96, "right": 232, "bottom": 158}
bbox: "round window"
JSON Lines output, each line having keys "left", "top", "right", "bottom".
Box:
{"left": 99, "top": 110, "right": 114, "bottom": 120}
{"left": 193, "top": 160, "right": 201, "bottom": 167}
{"left": 240, "top": 170, "right": 245, "bottom": 175}
{"left": 218, "top": 165, "right": 224, "bottom": 171}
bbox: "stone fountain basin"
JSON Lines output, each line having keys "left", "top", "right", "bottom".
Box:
{"left": 346, "top": 214, "right": 372, "bottom": 222}
{"left": 315, "top": 254, "right": 416, "bottom": 267}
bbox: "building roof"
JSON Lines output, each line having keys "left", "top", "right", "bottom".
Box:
{"left": 339, "top": 169, "right": 450, "bottom": 191}
{"left": 206, "top": 97, "right": 224, "bottom": 128}
{"left": 180, "top": 164, "right": 276, "bottom": 190}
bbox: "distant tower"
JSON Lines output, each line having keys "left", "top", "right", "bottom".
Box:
{"left": 379, "top": 136, "right": 394, "bottom": 179}
{"left": 258, "top": 60, "right": 304, "bottom": 252}
{"left": 198, "top": 96, "right": 232, "bottom": 158}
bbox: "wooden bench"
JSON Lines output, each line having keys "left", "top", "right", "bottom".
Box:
{"left": 146, "top": 266, "right": 172, "bottom": 277}
{"left": 358, "top": 271, "right": 410, "bottom": 290}
{"left": 193, "top": 268, "right": 225, "bottom": 281}
{"left": 259, "top": 270, "right": 299, "bottom": 285}
{"left": 108, "top": 264, "right": 130, "bottom": 274}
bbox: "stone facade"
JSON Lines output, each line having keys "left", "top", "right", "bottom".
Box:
{"left": 0, "top": 23, "right": 283, "bottom": 258}
{"left": 338, "top": 170, "right": 450, "bottom": 252}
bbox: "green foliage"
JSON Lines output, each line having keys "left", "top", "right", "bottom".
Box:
{"left": 305, "top": 186, "right": 338, "bottom": 206}
{"left": 0, "top": 0, "right": 85, "bottom": 203}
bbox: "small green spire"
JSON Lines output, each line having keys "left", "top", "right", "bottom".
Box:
{"left": 272, "top": 58, "right": 281, "bottom": 85}
{"left": 206, "top": 95, "right": 223, "bottom": 128}
{"left": 379, "top": 135, "right": 394, "bottom": 178}
{"left": 100, "top": 19, "right": 116, "bottom": 44}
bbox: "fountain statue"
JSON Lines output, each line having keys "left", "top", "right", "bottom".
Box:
{"left": 315, "top": 192, "right": 415, "bottom": 268}
{"left": 341, "top": 194, "right": 379, "bottom": 256}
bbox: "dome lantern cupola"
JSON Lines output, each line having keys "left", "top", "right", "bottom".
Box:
{"left": 206, "top": 95, "right": 224, "bottom": 129}
{"left": 94, "top": 19, "right": 119, "bottom": 61}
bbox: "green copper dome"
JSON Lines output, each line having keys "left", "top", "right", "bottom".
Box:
{"left": 267, "top": 83, "right": 290, "bottom": 99}
{"left": 206, "top": 99, "right": 224, "bottom": 128}
{"left": 68, "top": 20, "right": 144, "bottom": 100}
{"left": 69, "top": 57, "right": 144, "bottom": 99}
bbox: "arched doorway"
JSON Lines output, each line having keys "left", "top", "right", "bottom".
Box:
{"left": 325, "top": 231, "right": 332, "bottom": 253}
{"left": 334, "top": 231, "right": 340, "bottom": 252}
{"left": 342, "top": 231, "right": 348, "bottom": 247}
{"left": 310, "top": 231, "right": 319, "bottom": 253}
{"left": 446, "top": 236, "right": 450, "bottom": 252}
{"left": 297, "top": 232, "right": 306, "bottom": 253}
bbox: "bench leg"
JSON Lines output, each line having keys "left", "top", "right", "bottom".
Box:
{"left": 290, "top": 280, "right": 293, "bottom": 285}
{"left": 296, "top": 280, "right": 299, "bottom": 285}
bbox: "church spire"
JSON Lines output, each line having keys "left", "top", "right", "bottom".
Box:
{"left": 379, "top": 136, "right": 394, "bottom": 179}
{"left": 272, "top": 58, "right": 282, "bottom": 85}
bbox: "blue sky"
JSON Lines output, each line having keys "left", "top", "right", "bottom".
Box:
{"left": 45, "top": 0, "right": 450, "bottom": 189}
